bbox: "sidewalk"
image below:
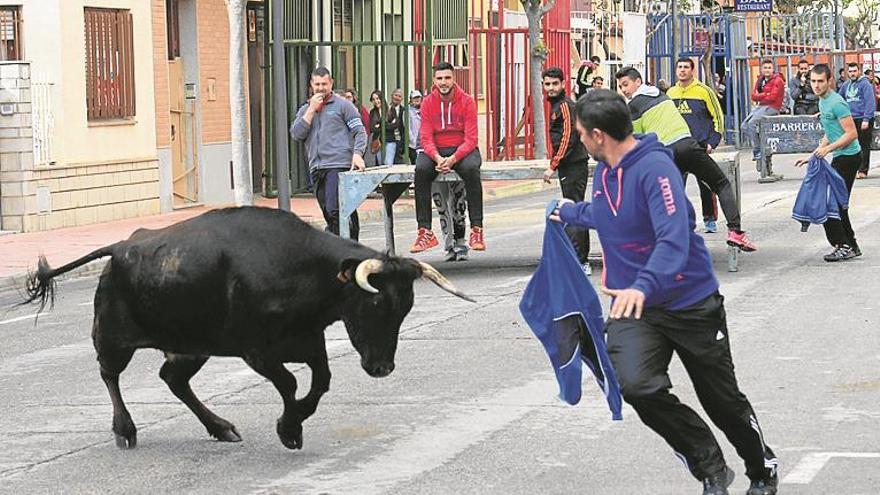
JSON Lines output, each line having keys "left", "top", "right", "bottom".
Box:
{"left": 0, "top": 179, "right": 552, "bottom": 292}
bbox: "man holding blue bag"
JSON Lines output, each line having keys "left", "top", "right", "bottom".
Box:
{"left": 549, "top": 89, "right": 778, "bottom": 495}
{"left": 795, "top": 64, "right": 863, "bottom": 262}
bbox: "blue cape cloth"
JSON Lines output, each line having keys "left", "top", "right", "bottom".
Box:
{"left": 792, "top": 156, "right": 849, "bottom": 231}
{"left": 519, "top": 201, "right": 623, "bottom": 420}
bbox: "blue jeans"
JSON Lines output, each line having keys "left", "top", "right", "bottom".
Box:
{"left": 741, "top": 106, "right": 778, "bottom": 160}
{"left": 383, "top": 142, "right": 398, "bottom": 165}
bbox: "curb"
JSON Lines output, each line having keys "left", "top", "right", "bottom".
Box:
{"left": 0, "top": 180, "right": 557, "bottom": 296}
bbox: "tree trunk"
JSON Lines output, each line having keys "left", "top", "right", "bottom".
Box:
{"left": 522, "top": 0, "right": 557, "bottom": 160}
{"left": 226, "top": 0, "right": 254, "bottom": 206}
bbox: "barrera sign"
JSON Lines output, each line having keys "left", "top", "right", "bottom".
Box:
{"left": 735, "top": 0, "right": 773, "bottom": 12}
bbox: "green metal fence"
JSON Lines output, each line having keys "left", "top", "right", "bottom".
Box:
{"left": 265, "top": 0, "right": 452, "bottom": 195}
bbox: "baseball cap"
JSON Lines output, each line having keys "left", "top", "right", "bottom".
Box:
{"left": 409, "top": 89, "right": 423, "bottom": 98}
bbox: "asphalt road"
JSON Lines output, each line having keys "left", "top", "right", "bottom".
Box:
{"left": 1, "top": 157, "right": 878, "bottom": 494}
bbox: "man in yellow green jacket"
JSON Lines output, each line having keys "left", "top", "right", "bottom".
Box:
{"left": 616, "top": 66, "right": 757, "bottom": 252}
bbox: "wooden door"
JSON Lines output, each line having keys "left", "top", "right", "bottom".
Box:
{"left": 169, "top": 58, "right": 198, "bottom": 205}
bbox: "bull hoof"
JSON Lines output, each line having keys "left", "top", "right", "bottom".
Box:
{"left": 211, "top": 425, "right": 242, "bottom": 443}
{"left": 277, "top": 419, "right": 303, "bottom": 450}
{"left": 114, "top": 431, "right": 137, "bottom": 449}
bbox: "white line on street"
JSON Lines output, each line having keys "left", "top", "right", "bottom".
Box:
{"left": 251, "top": 375, "right": 568, "bottom": 495}
{"left": 782, "top": 452, "right": 880, "bottom": 484}
{"left": 0, "top": 313, "right": 48, "bottom": 326}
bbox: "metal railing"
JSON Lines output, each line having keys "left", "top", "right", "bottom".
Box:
{"left": 32, "top": 74, "right": 55, "bottom": 166}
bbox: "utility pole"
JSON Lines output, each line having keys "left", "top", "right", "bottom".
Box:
{"left": 271, "top": 0, "right": 291, "bottom": 211}
{"left": 671, "top": 0, "right": 679, "bottom": 75}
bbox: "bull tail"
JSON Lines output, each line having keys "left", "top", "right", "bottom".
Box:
{"left": 21, "top": 243, "right": 119, "bottom": 314}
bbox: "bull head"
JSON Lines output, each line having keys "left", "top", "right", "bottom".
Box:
{"left": 339, "top": 256, "right": 474, "bottom": 379}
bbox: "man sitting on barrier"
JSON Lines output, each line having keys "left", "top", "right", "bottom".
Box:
{"left": 410, "top": 61, "right": 485, "bottom": 254}
{"left": 742, "top": 60, "right": 785, "bottom": 166}
{"left": 615, "top": 67, "right": 757, "bottom": 252}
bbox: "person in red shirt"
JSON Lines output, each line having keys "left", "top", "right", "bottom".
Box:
{"left": 410, "top": 61, "right": 485, "bottom": 253}
{"left": 742, "top": 59, "right": 785, "bottom": 165}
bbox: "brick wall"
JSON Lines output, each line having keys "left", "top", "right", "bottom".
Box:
{"left": 152, "top": 0, "right": 171, "bottom": 148}
{"left": 198, "top": 0, "right": 232, "bottom": 145}
{"left": 0, "top": 62, "right": 160, "bottom": 232}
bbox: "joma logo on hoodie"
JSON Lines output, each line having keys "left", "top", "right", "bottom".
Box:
{"left": 657, "top": 177, "right": 676, "bottom": 215}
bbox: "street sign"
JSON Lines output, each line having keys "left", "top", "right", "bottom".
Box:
{"left": 735, "top": 0, "right": 772, "bottom": 12}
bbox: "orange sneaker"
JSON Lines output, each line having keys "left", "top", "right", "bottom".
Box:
{"left": 469, "top": 226, "right": 486, "bottom": 251}
{"left": 410, "top": 228, "right": 439, "bottom": 253}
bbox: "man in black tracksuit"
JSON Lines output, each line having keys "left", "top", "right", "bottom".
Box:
{"left": 542, "top": 67, "right": 590, "bottom": 266}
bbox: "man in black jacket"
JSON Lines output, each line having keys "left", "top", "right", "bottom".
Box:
{"left": 542, "top": 67, "right": 591, "bottom": 270}
{"left": 789, "top": 60, "right": 819, "bottom": 115}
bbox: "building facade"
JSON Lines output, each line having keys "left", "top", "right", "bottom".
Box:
{"left": 0, "top": 0, "right": 161, "bottom": 232}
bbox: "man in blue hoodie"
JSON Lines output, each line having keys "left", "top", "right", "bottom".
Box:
{"left": 839, "top": 62, "right": 876, "bottom": 179}
{"left": 550, "top": 89, "right": 778, "bottom": 495}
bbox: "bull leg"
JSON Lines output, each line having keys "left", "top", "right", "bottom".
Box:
{"left": 243, "top": 355, "right": 304, "bottom": 450}
{"left": 293, "top": 352, "right": 331, "bottom": 423}
{"left": 97, "top": 348, "right": 137, "bottom": 449}
{"left": 159, "top": 353, "right": 242, "bottom": 443}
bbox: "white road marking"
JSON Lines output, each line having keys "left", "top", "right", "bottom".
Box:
{"left": 251, "top": 375, "right": 591, "bottom": 495}
{"left": 0, "top": 313, "right": 48, "bottom": 326}
{"left": 782, "top": 452, "right": 880, "bottom": 484}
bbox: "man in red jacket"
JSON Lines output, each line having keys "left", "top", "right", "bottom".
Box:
{"left": 410, "top": 61, "right": 485, "bottom": 253}
{"left": 742, "top": 59, "right": 785, "bottom": 165}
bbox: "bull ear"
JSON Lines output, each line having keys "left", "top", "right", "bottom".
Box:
{"left": 337, "top": 258, "right": 361, "bottom": 284}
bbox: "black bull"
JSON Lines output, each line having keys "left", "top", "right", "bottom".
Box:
{"left": 21, "top": 207, "right": 473, "bottom": 450}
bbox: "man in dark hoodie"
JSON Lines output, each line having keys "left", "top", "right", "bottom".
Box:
{"left": 838, "top": 62, "right": 877, "bottom": 179}
{"left": 550, "top": 89, "right": 778, "bottom": 495}
{"left": 615, "top": 66, "right": 757, "bottom": 252}
{"left": 542, "top": 66, "right": 591, "bottom": 272}
{"left": 410, "top": 61, "right": 485, "bottom": 254}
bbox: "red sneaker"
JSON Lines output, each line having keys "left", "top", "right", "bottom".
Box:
{"left": 410, "top": 228, "right": 439, "bottom": 253}
{"left": 726, "top": 230, "right": 757, "bottom": 252}
{"left": 469, "top": 226, "right": 486, "bottom": 251}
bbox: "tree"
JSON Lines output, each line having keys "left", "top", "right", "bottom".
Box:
{"left": 226, "top": 0, "right": 254, "bottom": 206}
{"left": 843, "top": 0, "right": 879, "bottom": 49}
{"left": 775, "top": 0, "right": 879, "bottom": 49}
{"left": 521, "top": 0, "right": 557, "bottom": 160}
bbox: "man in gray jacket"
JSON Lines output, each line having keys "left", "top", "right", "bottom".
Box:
{"left": 291, "top": 67, "right": 367, "bottom": 240}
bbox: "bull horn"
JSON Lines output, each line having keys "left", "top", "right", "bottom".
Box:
{"left": 354, "top": 259, "right": 384, "bottom": 293}
{"left": 418, "top": 261, "right": 476, "bottom": 303}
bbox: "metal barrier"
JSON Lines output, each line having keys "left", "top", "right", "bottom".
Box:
{"left": 756, "top": 113, "right": 880, "bottom": 182}
{"left": 646, "top": 12, "right": 842, "bottom": 146}
{"left": 337, "top": 151, "right": 745, "bottom": 271}
{"left": 338, "top": 160, "right": 550, "bottom": 253}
